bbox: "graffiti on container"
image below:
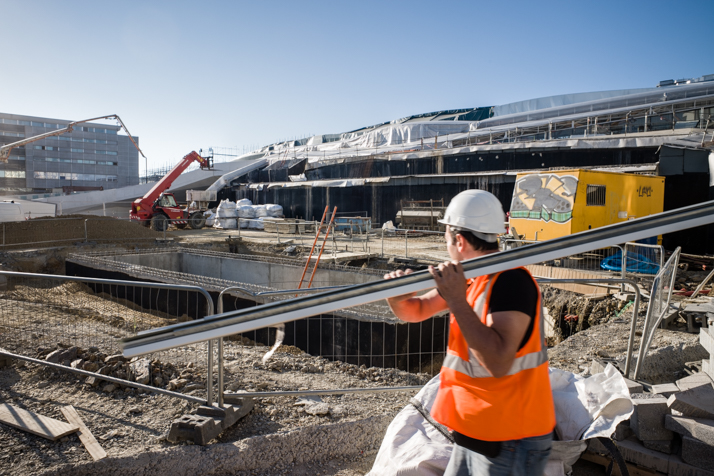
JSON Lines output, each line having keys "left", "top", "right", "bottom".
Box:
{"left": 510, "top": 174, "right": 577, "bottom": 223}
{"left": 637, "top": 186, "right": 653, "bottom": 197}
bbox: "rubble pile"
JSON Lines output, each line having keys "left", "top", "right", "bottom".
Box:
{"left": 586, "top": 321, "right": 714, "bottom": 475}
{"left": 37, "top": 344, "right": 190, "bottom": 393}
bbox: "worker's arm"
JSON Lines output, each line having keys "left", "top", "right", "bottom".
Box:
{"left": 383, "top": 269, "right": 449, "bottom": 323}
{"left": 431, "top": 260, "right": 530, "bottom": 378}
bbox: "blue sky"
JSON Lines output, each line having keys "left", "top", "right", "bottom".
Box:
{"left": 1, "top": 0, "right": 712, "bottom": 173}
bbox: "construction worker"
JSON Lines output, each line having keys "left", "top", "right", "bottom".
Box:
{"left": 384, "top": 190, "right": 555, "bottom": 475}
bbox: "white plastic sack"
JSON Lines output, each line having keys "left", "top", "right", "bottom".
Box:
{"left": 237, "top": 206, "right": 256, "bottom": 218}
{"left": 204, "top": 210, "right": 216, "bottom": 227}
{"left": 265, "top": 204, "right": 283, "bottom": 217}
{"left": 367, "top": 365, "right": 633, "bottom": 476}
{"left": 244, "top": 218, "right": 264, "bottom": 230}
{"left": 253, "top": 205, "right": 268, "bottom": 217}
{"left": 550, "top": 364, "right": 633, "bottom": 441}
{"left": 382, "top": 220, "right": 396, "bottom": 232}
{"left": 216, "top": 199, "right": 237, "bottom": 218}
{"left": 214, "top": 218, "right": 237, "bottom": 229}
{"left": 236, "top": 198, "right": 252, "bottom": 207}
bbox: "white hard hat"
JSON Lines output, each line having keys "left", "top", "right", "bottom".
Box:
{"left": 439, "top": 190, "right": 506, "bottom": 242}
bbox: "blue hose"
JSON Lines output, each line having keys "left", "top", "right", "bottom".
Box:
{"left": 601, "top": 251, "right": 659, "bottom": 275}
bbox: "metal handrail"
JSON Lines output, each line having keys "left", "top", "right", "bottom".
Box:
{"left": 121, "top": 199, "right": 714, "bottom": 356}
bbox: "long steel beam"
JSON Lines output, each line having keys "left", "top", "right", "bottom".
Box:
{"left": 121, "top": 199, "right": 714, "bottom": 357}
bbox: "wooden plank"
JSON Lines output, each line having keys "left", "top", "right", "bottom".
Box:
{"left": 0, "top": 403, "right": 78, "bottom": 440}
{"left": 60, "top": 405, "right": 107, "bottom": 461}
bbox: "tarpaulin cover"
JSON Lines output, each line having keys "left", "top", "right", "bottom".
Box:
{"left": 367, "top": 364, "right": 632, "bottom": 476}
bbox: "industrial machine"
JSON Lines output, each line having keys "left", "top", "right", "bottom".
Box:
{"left": 129, "top": 151, "right": 213, "bottom": 231}
{"left": 0, "top": 114, "right": 143, "bottom": 162}
{"left": 396, "top": 199, "right": 446, "bottom": 231}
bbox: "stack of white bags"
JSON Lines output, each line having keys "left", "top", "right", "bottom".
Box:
{"left": 213, "top": 199, "right": 284, "bottom": 230}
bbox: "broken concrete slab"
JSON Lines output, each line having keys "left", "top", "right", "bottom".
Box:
{"left": 664, "top": 415, "right": 714, "bottom": 446}
{"left": 642, "top": 439, "right": 673, "bottom": 454}
{"left": 614, "top": 420, "right": 633, "bottom": 441}
{"left": 668, "top": 383, "right": 714, "bottom": 419}
{"left": 681, "top": 435, "right": 714, "bottom": 470}
{"left": 701, "top": 327, "right": 714, "bottom": 355}
{"left": 614, "top": 437, "right": 671, "bottom": 473}
{"left": 676, "top": 372, "right": 713, "bottom": 392}
{"left": 669, "top": 454, "right": 714, "bottom": 476}
{"left": 630, "top": 397, "right": 674, "bottom": 441}
{"left": 623, "top": 378, "right": 644, "bottom": 394}
{"left": 651, "top": 383, "right": 680, "bottom": 398}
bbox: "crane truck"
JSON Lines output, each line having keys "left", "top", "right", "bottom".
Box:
{"left": 129, "top": 151, "right": 213, "bottom": 231}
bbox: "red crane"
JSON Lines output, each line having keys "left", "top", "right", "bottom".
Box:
{"left": 130, "top": 151, "right": 212, "bottom": 231}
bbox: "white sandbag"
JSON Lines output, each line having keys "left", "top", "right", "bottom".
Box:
{"left": 214, "top": 218, "right": 237, "bottom": 229}
{"left": 236, "top": 198, "right": 252, "bottom": 207}
{"left": 367, "top": 365, "right": 632, "bottom": 476}
{"left": 243, "top": 218, "right": 264, "bottom": 230}
{"left": 216, "top": 199, "right": 237, "bottom": 218}
{"left": 265, "top": 204, "right": 283, "bottom": 217}
{"left": 237, "top": 205, "right": 256, "bottom": 218}
{"left": 204, "top": 210, "right": 216, "bottom": 227}
{"left": 253, "top": 204, "right": 268, "bottom": 217}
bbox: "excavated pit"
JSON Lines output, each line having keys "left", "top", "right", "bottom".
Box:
{"left": 65, "top": 248, "right": 448, "bottom": 373}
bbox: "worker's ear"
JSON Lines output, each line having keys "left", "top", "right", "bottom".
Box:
{"left": 455, "top": 233, "right": 468, "bottom": 252}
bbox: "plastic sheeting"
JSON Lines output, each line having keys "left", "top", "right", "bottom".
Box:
{"left": 367, "top": 364, "right": 632, "bottom": 476}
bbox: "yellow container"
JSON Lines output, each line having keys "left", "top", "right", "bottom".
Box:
{"left": 509, "top": 169, "right": 665, "bottom": 241}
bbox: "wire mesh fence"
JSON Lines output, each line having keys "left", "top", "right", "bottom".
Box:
{"left": 635, "top": 247, "right": 681, "bottom": 378}
{"left": 0, "top": 271, "right": 214, "bottom": 401}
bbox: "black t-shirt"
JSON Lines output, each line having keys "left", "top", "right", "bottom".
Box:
{"left": 485, "top": 268, "right": 538, "bottom": 350}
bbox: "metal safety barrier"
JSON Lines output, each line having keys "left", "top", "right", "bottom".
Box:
{"left": 0, "top": 270, "right": 215, "bottom": 404}
{"left": 121, "top": 199, "right": 714, "bottom": 356}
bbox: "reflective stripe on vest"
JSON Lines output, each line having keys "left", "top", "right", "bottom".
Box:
{"left": 441, "top": 274, "right": 548, "bottom": 379}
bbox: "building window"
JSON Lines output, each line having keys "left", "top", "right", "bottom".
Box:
{"left": 2, "top": 170, "right": 26, "bottom": 178}
{"left": 71, "top": 148, "right": 84, "bottom": 153}
{"left": 586, "top": 185, "right": 606, "bottom": 206}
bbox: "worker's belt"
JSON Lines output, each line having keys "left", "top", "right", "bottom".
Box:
{"left": 452, "top": 431, "right": 502, "bottom": 458}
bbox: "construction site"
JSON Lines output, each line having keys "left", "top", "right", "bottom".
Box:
{"left": 2, "top": 74, "right": 714, "bottom": 476}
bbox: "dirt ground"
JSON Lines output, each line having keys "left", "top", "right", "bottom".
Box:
{"left": 1, "top": 215, "right": 171, "bottom": 250}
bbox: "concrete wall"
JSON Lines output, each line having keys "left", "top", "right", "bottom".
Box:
{"left": 114, "top": 252, "right": 379, "bottom": 289}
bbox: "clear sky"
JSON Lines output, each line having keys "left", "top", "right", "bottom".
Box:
{"left": 2, "top": 0, "right": 713, "bottom": 173}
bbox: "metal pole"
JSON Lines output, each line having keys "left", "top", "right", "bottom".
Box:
{"left": 207, "top": 339, "right": 214, "bottom": 406}
{"left": 225, "top": 386, "right": 422, "bottom": 399}
{"left": 218, "top": 338, "right": 224, "bottom": 407}
{"left": 405, "top": 229, "right": 408, "bottom": 258}
{"left": 381, "top": 229, "right": 385, "bottom": 257}
{"left": 84, "top": 219, "right": 88, "bottom": 242}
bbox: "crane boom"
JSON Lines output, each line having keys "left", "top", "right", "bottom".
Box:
{"left": 0, "top": 114, "right": 145, "bottom": 162}
{"left": 137, "top": 151, "right": 211, "bottom": 205}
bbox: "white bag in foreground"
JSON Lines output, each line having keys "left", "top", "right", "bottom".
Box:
{"left": 367, "top": 364, "right": 632, "bottom": 476}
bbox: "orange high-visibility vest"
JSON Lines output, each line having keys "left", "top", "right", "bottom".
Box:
{"left": 431, "top": 269, "right": 556, "bottom": 442}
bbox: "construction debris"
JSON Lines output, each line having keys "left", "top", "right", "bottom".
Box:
{"left": 0, "top": 403, "right": 78, "bottom": 440}
{"left": 60, "top": 405, "right": 107, "bottom": 461}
